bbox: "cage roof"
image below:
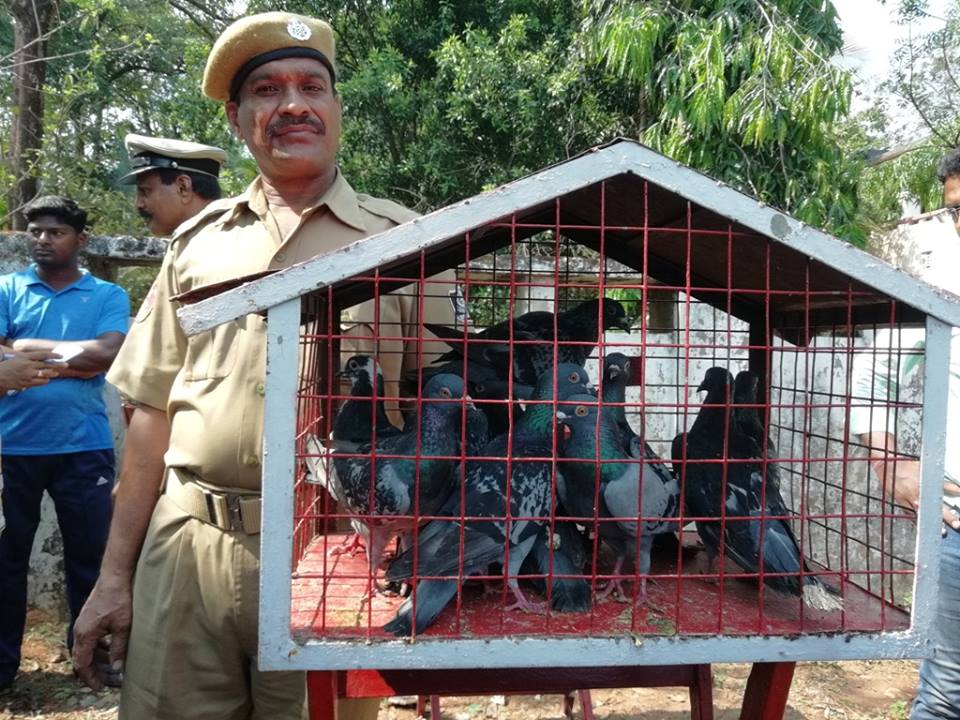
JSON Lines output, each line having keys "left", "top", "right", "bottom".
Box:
{"left": 177, "top": 139, "right": 960, "bottom": 337}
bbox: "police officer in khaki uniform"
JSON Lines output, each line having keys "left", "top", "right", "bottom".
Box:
{"left": 72, "top": 12, "right": 457, "bottom": 720}
{"left": 121, "top": 134, "right": 228, "bottom": 237}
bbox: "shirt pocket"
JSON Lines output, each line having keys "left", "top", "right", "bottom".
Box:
{"left": 183, "top": 322, "right": 239, "bottom": 381}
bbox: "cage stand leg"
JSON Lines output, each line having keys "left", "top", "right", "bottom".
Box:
{"left": 307, "top": 671, "right": 338, "bottom": 720}
{"left": 738, "top": 662, "right": 796, "bottom": 720}
{"left": 307, "top": 665, "right": 711, "bottom": 720}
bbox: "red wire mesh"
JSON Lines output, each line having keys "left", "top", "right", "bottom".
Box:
{"left": 286, "top": 180, "right": 920, "bottom": 644}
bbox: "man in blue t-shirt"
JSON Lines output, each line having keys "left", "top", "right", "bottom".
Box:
{"left": 0, "top": 196, "right": 129, "bottom": 691}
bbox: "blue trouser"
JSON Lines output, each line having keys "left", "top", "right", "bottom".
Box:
{"left": 912, "top": 525, "right": 960, "bottom": 719}
{"left": 0, "top": 450, "right": 114, "bottom": 684}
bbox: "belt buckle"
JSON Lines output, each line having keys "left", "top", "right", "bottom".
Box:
{"left": 205, "top": 489, "right": 245, "bottom": 532}
{"left": 225, "top": 494, "right": 244, "bottom": 532}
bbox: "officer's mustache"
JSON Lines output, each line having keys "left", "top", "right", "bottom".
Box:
{"left": 267, "top": 116, "right": 325, "bottom": 137}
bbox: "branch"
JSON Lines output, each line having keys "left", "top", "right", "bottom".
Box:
{"left": 903, "top": 29, "right": 954, "bottom": 145}
{"left": 863, "top": 137, "right": 934, "bottom": 166}
{"left": 168, "top": 0, "right": 218, "bottom": 40}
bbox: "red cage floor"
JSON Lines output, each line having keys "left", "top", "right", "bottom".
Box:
{"left": 290, "top": 532, "right": 910, "bottom": 642}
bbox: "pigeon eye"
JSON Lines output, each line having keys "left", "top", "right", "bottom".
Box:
{"left": 439, "top": 387, "right": 452, "bottom": 398}
{"left": 475, "top": 384, "right": 485, "bottom": 394}
{"left": 567, "top": 372, "right": 579, "bottom": 383}
{"left": 348, "top": 360, "right": 359, "bottom": 371}
{"left": 575, "top": 405, "right": 588, "bottom": 417}
{"left": 624, "top": 360, "right": 630, "bottom": 374}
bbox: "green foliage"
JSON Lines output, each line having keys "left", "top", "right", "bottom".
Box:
{"left": 117, "top": 264, "right": 160, "bottom": 311}
{"left": 582, "top": 0, "right": 862, "bottom": 243}
{"left": 0, "top": 0, "right": 252, "bottom": 233}
{"left": 3, "top": 0, "right": 862, "bottom": 246}
{"left": 840, "top": 1, "right": 959, "bottom": 233}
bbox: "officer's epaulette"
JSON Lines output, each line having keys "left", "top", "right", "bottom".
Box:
{"left": 168, "top": 196, "right": 239, "bottom": 246}
{"left": 356, "top": 194, "right": 419, "bottom": 226}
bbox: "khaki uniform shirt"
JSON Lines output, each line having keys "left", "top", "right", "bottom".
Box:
{"left": 107, "top": 170, "right": 458, "bottom": 490}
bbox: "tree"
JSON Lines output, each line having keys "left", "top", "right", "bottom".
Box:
{"left": 0, "top": 0, "right": 249, "bottom": 232}
{"left": 842, "top": 1, "right": 959, "bottom": 231}
{"left": 581, "top": 0, "right": 863, "bottom": 242}
{"left": 5, "top": 0, "right": 58, "bottom": 229}
{"left": 2, "top": 0, "right": 863, "bottom": 244}
{"left": 254, "top": 1, "right": 861, "bottom": 242}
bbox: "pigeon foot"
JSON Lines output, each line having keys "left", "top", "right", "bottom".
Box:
{"left": 329, "top": 534, "right": 366, "bottom": 557}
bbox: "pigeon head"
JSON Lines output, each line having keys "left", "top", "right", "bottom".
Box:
{"left": 422, "top": 372, "right": 467, "bottom": 403}
{"left": 696, "top": 367, "right": 734, "bottom": 403}
{"left": 338, "top": 354, "right": 378, "bottom": 386}
{"left": 533, "top": 363, "right": 592, "bottom": 401}
{"left": 600, "top": 297, "right": 631, "bottom": 332}
{"left": 555, "top": 393, "right": 601, "bottom": 429}
{"left": 734, "top": 370, "right": 759, "bottom": 401}
{"left": 564, "top": 298, "right": 631, "bottom": 333}
{"left": 603, "top": 352, "right": 631, "bottom": 382}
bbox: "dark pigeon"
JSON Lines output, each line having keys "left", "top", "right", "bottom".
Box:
{"left": 672, "top": 367, "right": 842, "bottom": 612}
{"left": 383, "top": 364, "right": 593, "bottom": 635}
{"left": 557, "top": 394, "right": 680, "bottom": 603}
{"left": 424, "top": 298, "right": 631, "bottom": 387}
{"left": 600, "top": 352, "right": 642, "bottom": 454}
{"left": 733, "top": 370, "right": 781, "bottom": 494}
{"left": 331, "top": 373, "right": 467, "bottom": 589}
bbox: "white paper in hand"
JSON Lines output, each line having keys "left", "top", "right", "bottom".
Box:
{"left": 49, "top": 344, "right": 84, "bottom": 364}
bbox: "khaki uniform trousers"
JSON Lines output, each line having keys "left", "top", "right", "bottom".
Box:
{"left": 120, "top": 493, "right": 380, "bottom": 720}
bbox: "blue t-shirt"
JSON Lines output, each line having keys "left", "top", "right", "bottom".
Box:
{"left": 0, "top": 266, "right": 130, "bottom": 455}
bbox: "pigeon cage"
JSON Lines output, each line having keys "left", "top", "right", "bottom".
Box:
{"left": 178, "top": 141, "right": 959, "bottom": 672}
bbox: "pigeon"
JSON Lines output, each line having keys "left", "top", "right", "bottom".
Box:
{"left": 600, "top": 352, "right": 642, "bottom": 453}
{"left": 557, "top": 394, "right": 680, "bottom": 603}
{"left": 470, "top": 378, "right": 526, "bottom": 440}
{"left": 673, "top": 367, "right": 842, "bottom": 612}
{"left": 333, "top": 355, "right": 402, "bottom": 445}
{"left": 383, "top": 363, "right": 592, "bottom": 635}
{"left": 733, "top": 370, "right": 781, "bottom": 494}
{"left": 330, "top": 373, "right": 468, "bottom": 589}
{"left": 423, "top": 298, "right": 631, "bottom": 387}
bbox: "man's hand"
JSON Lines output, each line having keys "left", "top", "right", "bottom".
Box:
{"left": 0, "top": 349, "right": 61, "bottom": 391}
{"left": 72, "top": 576, "right": 132, "bottom": 691}
{"left": 863, "top": 431, "right": 960, "bottom": 530}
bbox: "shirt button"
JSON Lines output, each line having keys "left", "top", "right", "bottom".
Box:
{"left": 255, "top": 382, "right": 266, "bottom": 396}
{"left": 244, "top": 456, "right": 260, "bottom": 467}
{"left": 275, "top": 252, "right": 286, "bottom": 263}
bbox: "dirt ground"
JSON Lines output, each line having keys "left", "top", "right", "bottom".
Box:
{"left": 0, "top": 610, "right": 919, "bottom": 719}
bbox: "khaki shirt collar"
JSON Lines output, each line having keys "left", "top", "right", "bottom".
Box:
{"left": 219, "top": 168, "right": 367, "bottom": 232}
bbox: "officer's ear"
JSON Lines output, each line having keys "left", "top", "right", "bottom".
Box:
{"left": 225, "top": 101, "right": 243, "bottom": 139}
{"left": 175, "top": 174, "right": 193, "bottom": 197}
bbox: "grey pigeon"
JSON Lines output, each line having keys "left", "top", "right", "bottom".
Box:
{"left": 557, "top": 394, "right": 680, "bottom": 603}
{"left": 331, "top": 373, "right": 467, "bottom": 589}
{"left": 383, "top": 364, "right": 592, "bottom": 635}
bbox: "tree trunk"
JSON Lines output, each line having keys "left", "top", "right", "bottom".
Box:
{"left": 6, "top": 0, "right": 57, "bottom": 230}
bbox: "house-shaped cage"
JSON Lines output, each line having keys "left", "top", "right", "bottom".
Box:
{"left": 178, "top": 139, "right": 960, "bottom": 671}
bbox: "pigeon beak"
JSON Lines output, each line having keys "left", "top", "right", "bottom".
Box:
{"left": 607, "top": 366, "right": 621, "bottom": 379}
{"left": 616, "top": 318, "right": 631, "bottom": 331}
{"left": 555, "top": 410, "right": 569, "bottom": 421}
{"left": 696, "top": 381, "right": 707, "bottom": 393}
